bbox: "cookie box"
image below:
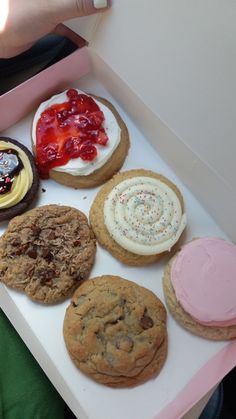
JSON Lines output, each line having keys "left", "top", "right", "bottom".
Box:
{"left": 0, "top": 25, "right": 89, "bottom": 132}
{"left": 1, "top": 1, "right": 236, "bottom": 419}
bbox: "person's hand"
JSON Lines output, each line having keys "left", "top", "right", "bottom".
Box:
{"left": 0, "top": 0, "right": 109, "bottom": 58}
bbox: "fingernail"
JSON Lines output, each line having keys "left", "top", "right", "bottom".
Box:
{"left": 93, "top": 0, "right": 108, "bottom": 9}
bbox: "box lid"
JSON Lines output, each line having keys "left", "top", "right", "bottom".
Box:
{"left": 65, "top": 0, "right": 236, "bottom": 240}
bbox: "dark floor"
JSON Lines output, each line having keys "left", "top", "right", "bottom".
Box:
{"left": 220, "top": 367, "right": 236, "bottom": 419}
{"left": 64, "top": 367, "right": 236, "bottom": 419}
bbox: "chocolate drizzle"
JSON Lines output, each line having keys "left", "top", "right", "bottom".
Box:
{"left": 0, "top": 149, "right": 23, "bottom": 194}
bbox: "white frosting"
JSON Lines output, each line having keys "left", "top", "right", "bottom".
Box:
{"left": 32, "top": 90, "right": 121, "bottom": 176}
{"left": 104, "top": 176, "right": 187, "bottom": 255}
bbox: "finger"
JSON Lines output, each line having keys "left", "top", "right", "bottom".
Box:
{"left": 76, "top": 0, "right": 111, "bottom": 16}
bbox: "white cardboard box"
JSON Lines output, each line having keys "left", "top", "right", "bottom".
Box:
{"left": 1, "top": 2, "right": 236, "bottom": 418}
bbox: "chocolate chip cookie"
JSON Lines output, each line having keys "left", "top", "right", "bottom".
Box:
{"left": 0, "top": 205, "right": 96, "bottom": 303}
{"left": 63, "top": 275, "right": 167, "bottom": 387}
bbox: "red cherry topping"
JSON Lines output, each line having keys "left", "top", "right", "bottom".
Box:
{"left": 35, "top": 90, "right": 109, "bottom": 178}
{"left": 96, "top": 131, "right": 109, "bottom": 146}
{"left": 80, "top": 144, "right": 97, "bottom": 161}
{"left": 66, "top": 89, "right": 78, "bottom": 99}
{"left": 64, "top": 137, "right": 81, "bottom": 159}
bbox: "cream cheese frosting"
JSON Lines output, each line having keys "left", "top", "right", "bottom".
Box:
{"left": 171, "top": 237, "right": 236, "bottom": 326}
{"left": 32, "top": 90, "right": 121, "bottom": 176}
{"left": 104, "top": 176, "right": 187, "bottom": 255}
{"left": 0, "top": 141, "right": 33, "bottom": 209}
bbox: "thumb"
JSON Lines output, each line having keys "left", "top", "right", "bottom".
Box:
{"left": 75, "top": 0, "right": 110, "bottom": 16}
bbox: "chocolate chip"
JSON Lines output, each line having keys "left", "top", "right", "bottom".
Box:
{"left": 47, "top": 230, "right": 56, "bottom": 240}
{"left": 73, "top": 240, "right": 81, "bottom": 247}
{"left": 140, "top": 314, "right": 154, "bottom": 330}
{"left": 38, "top": 268, "right": 55, "bottom": 285}
{"left": 41, "top": 188, "right": 46, "bottom": 193}
{"left": 42, "top": 248, "right": 53, "bottom": 262}
{"left": 14, "top": 243, "right": 28, "bottom": 256}
{"left": 31, "top": 224, "right": 41, "bottom": 236}
{"left": 27, "top": 246, "right": 38, "bottom": 259}
{"left": 44, "top": 279, "right": 53, "bottom": 287}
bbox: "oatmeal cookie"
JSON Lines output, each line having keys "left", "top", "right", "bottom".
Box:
{"left": 0, "top": 205, "right": 96, "bottom": 303}
{"left": 63, "top": 275, "right": 167, "bottom": 387}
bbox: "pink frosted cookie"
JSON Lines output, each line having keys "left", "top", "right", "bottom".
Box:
{"left": 163, "top": 237, "right": 236, "bottom": 340}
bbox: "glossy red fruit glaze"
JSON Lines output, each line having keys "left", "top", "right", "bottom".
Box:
{"left": 80, "top": 144, "right": 97, "bottom": 161}
{"left": 66, "top": 88, "right": 78, "bottom": 100}
{"left": 36, "top": 91, "right": 109, "bottom": 178}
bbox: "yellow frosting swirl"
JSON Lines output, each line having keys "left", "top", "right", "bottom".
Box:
{"left": 0, "top": 142, "right": 33, "bottom": 209}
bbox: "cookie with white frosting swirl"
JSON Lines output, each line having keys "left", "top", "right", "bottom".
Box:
{"left": 90, "top": 169, "right": 187, "bottom": 265}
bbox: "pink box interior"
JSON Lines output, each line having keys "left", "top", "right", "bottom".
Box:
{"left": 0, "top": 26, "right": 90, "bottom": 131}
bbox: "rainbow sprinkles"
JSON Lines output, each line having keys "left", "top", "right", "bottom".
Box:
{"left": 104, "top": 176, "right": 187, "bottom": 255}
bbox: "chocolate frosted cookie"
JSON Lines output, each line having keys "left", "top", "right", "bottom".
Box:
{"left": 0, "top": 205, "right": 96, "bottom": 303}
{"left": 0, "top": 137, "right": 39, "bottom": 222}
{"left": 63, "top": 275, "right": 167, "bottom": 387}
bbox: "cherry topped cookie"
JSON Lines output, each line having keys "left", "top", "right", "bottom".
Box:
{"left": 32, "top": 89, "right": 130, "bottom": 188}
{"left": 0, "top": 137, "right": 39, "bottom": 222}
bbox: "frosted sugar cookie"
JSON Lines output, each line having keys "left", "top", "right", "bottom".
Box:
{"left": 32, "top": 89, "right": 129, "bottom": 188}
{"left": 63, "top": 275, "right": 167, "bottom": 387}
{"left": 90, "top": 169, "right": 187, "bottom": 265}
{"left": 163, "top": 237, "right": 236, "bottom": 340}
{"left": 0, "top": 137, "right": 39, "bottom": 222}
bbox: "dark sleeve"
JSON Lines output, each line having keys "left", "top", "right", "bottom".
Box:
{"left": 0, "top": 309, "right": 65, "bottom": 419}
